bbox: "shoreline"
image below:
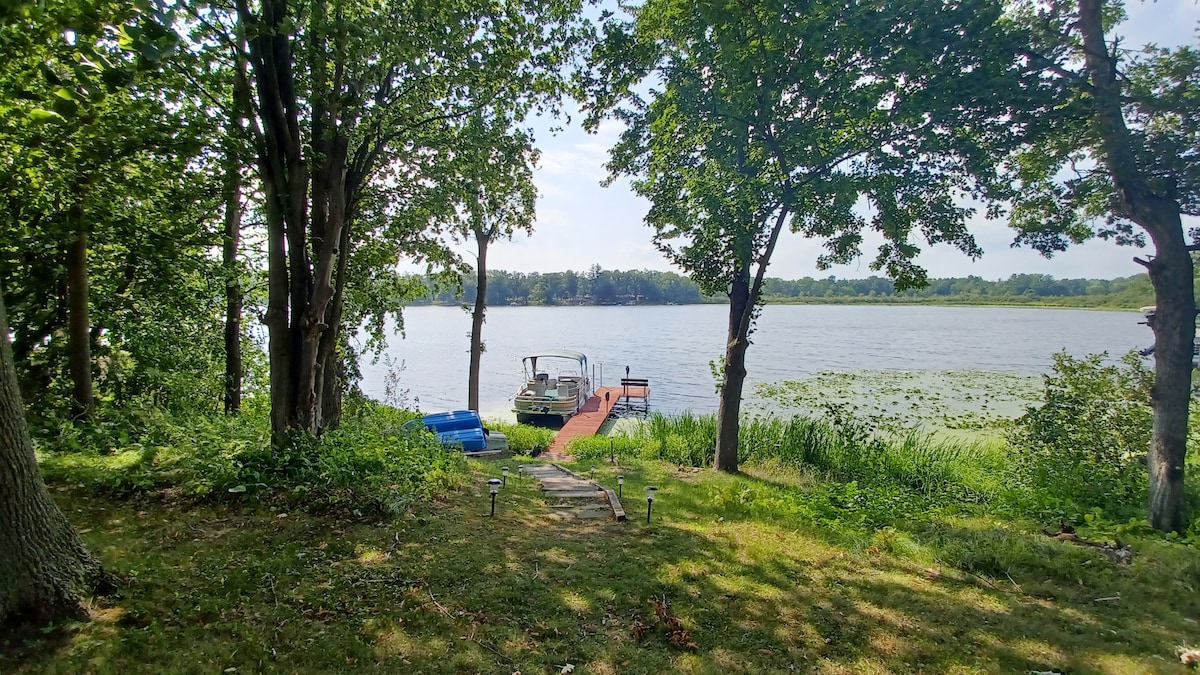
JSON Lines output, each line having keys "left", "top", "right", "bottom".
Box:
{"left": 414, "top": 299, "right": 1143, "bottom": 311}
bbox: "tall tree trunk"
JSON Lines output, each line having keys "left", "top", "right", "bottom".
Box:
{"left": 260, "top": 163, "right": 295, "bottom": 443}
{"left": 715, "top": 270, "right": 751, "bottom": 472}
{"left": 317, "top": 218, "right": 352, "bottom": 431}
{"left": 65, "top": 216, "right": 92, "bottom": 422}
{"left": 238, "top": 0, "right": 310, "bottom": 444}
{"left": 468, "top": 232, "right": 489, "bottom": 411}
{"left": 223, "top": 153, "right": 244, "bottom": 415}
{"left": 298, "top": 136, "right": 347, "bottom": 434}
{"left": 1145, "top": 236, "right": 1194, "bottom": 532}
{"left": 0, "top": 290, "right": 110, "bottom": 626}
{"left": 1078, "top": 0, "right": 1193, "bottom": 531}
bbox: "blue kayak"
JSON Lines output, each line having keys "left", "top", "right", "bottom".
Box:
{"left": 420, "top": 410, "right": 483, "bottom": 433}
{"left": 402, "top": 410, "right": 494, "bottom": 452}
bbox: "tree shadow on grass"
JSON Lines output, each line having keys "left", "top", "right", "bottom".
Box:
{"left": 6, "top": 461, "right": 1197, "bottom": 674}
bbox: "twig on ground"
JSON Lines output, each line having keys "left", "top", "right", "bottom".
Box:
{"left": 428, "top": 586, "right": 453, "bottom": 617}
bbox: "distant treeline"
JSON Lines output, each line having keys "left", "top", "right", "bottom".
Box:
{"left": 410, "top": 267, "right": 1155, "bottom": 309}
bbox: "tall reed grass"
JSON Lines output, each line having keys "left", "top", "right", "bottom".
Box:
{"left": 569, "top": 412, "right": 1002, "bottom": 499}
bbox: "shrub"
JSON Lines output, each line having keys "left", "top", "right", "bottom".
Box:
{"left": 1006, "top": 351, "right": 1152, "bottom": 519}
{"left": 483, "top": 421, "right": 555, "bottom": 454}
{"left": 38, "top": 399, "right": 468, "bottom": 517}
{"left": 567, "top": 434, "right": 642, "bottom": 462}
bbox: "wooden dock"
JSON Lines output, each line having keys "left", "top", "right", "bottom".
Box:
{"left": 544, "top": 385, "right": 649, "bottom": 458}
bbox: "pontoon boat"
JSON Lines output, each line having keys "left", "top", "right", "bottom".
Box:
{"left": 512, "top": 350, "right": 591, "bottom": 425}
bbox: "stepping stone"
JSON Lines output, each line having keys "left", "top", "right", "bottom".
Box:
{"left": 548, "top": 505, "right": 613, "bottom": 520}
{"left": 543, "top": 490, "right": 605, "bottom": 498}
{"left": 571, "top": 508, "right": 613, "bottom": 519}
{"left": 522, "top": 463, "right": 622, "bottom": 522}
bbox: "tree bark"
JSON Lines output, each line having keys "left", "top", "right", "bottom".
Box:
{"left": 65, "top": 220, "right": 92, "bottom": 422}
{"left": 317, "top": 217, "right": 352, "bottom": 432}
{"left": 0, "top": 290, "right": 110, "bottom": 626}
{"left": 1144, "top": 236, "right": 1194, "bottom": 532}
{"left": 714, "top": 198, "right": 790, "bottom": 473}
{"left": 297, "top": 134, "right": 347, "bottom": 434}
{"left": 468, "top": 231, "right": 490, "bottom": 411}
{"left": 1078, "top": 0, "right": 1193, "bottom": 532}
{"left": 715, "top": 269, "right": 751, "bottom": 472}
{"left": 223, "top": 152, "right": 244, "bottom": 415}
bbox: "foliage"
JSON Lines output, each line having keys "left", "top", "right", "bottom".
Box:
{"left": 0, "top": 1, "right": 224, "bottom": 420}
{"left": 1006, "top": 351, "right": 1154, "bottom": 520}
{"left": 1004, "top": 0, "right": 1199, "bottom": 532}
{"left": 37, "top": 399, "right": 467, "bottom": 518}
{"left": 584, "top": 0, "right": 1056, "bottom": 471}
{"left": 1006, "top": 3, "right": 1200, "bottom": 253}
{"left": 413, "top": 268, "right": 1163, "bottom": 308}
{"left": 481, "top": 420, "right": 555, "bottom": 455}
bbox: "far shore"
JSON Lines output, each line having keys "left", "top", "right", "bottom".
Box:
{"left": 415, "top": 298, "right": 1143, "bottom": 311}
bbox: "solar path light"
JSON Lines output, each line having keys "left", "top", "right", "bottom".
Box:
{"left": 617, "top": 475, "right": 624, "bottom": 499}
{"left": 645, "top": 485, "right": 658, "bottom": 524}
{"left": 502, "top": 466, "right": 509, "bottom": 486}
{"left": 488, "top": 478, "right": 502, "bottom": 517}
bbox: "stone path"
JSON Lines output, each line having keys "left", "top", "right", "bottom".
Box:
{"left": 521, "top": 463, "right": 625, "bottom": 521}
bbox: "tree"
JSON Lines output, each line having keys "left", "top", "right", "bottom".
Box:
{"left": 213, "top": 0, "right": 582, "bottom": 441}
{"left": 0, "top": 288, "right": 111, "bottom": 625}
{"left": 588, "top": 0, "right": 1044, "bottom": 471}
{"left": 1008, "top": 0, "right": 1200, "bottom": 531}
{"left": 222, "top": 142, "right": 245, "bottom": 414}
{"left": 450, "top": 118, "right": 538, "bottom": 411}
{"left": 0, "top": 0, "right": 222, "bottom": 421}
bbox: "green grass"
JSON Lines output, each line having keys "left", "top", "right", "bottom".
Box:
{"left": 571, "top": 412, "right": 1010, "bottom": 503}
{"left": 6, "top": 456, "right": 1200, "bottom": 674}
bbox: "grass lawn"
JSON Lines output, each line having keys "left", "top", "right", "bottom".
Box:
{"left": 4, "top": 457, "right": 1199, "bottom": 674}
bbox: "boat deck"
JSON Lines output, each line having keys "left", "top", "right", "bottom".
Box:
{"left": 545, "top": 385, "right": 650, "bottom": 458}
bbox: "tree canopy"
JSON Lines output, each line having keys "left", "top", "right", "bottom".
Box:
{"left": 584, "top": 0, "right": 1056, "bottom": 470}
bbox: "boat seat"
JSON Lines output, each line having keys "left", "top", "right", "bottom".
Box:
{"left": 545, "top": 377, "right": 557, "bottom": 389}
{"left": 557, "top": 382, "right": 571, "bottom": 399}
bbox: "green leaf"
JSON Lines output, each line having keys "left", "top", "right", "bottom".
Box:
{"left": 140, "top": 42, "right": 161, "bottom": 64}
{"left": 50, "top": 96, "right": 78, "bottom": 117}
{"left": 28, "top": 108, "right": 62, "bottom": 122}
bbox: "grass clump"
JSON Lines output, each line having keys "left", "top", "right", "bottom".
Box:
{"left": 482, "top": 420, "right": 555, "bottom": 454}
{"left": 573, "top": 410, "right": 1001, "bottom": 504}
{"left": 37, "top": 396, "right": 468, "bottom": 518}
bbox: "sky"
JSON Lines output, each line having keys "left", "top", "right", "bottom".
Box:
{"left": 439, "top": 2, "right": 1200, "bottom": 282}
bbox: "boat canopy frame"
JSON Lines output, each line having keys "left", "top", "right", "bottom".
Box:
{"left": 522, "top": 350, "right": 588, "bottom": 375}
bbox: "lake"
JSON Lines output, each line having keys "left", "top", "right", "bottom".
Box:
{"left": 358, "top": 304, "right": 1148, "bottom": 420}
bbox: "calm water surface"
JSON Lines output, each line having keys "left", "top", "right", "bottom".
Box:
{"left": 358, "top": 304, "right": 1147, "bottom": 419}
